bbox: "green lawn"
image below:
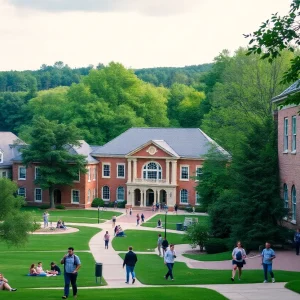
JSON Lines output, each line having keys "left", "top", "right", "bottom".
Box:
{"left": 183, "top": 251, "right": 232, "bottom": 261}
{"left": 285, "top": 280, "right": 300, "bottom": 294}
{"left": 0, "top": 226, "right": 100, "bottom": 251}
{"left": 0, "top": 287, "right": 227, "bottom": 300}
{"left": 112, "top": 230, "right": 185, "bottom": 252}
{"left": 141, "top": 214, "right": 209, "bottom": 230}
{"left": 119, "top": 254, "right": 300, "bottom": 285}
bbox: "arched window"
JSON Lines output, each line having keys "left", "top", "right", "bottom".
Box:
{"left": 292, "top": 185, "right": 296, "bottom": 221}
{"left": 117, "top": 186, "right": 125, "bottom": 201}
{"left": 143, "top": 162, "right": 162, "bottom": 180}
{"left": 180, "top": 189, "right": 188, "bottom": 204}
{"left": 87, "top": 189, "right": 91, "bottom": 203}
{"left": 283, "top": 184, "right": 288, "bottom": 209}
{"left": 102, "top": 186, "right": 110, "bottom": 201}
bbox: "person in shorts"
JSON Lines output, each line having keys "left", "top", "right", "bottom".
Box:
{"left": 0, "top": 273, "right": 17, "bottom": 292}
{"left": 231, "top": 241, "right": 246, "bottom": 281}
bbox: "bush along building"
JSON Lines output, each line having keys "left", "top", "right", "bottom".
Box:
{"left": 2, "top": 128, "right": 227, "bottom": 209}
{"left": 272, "top": 80, "right": 300, "bottom": 228}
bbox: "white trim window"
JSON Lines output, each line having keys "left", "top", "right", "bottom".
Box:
{"left": 87, "top": 189, "right": 91, "bottom": 203}
{"left": 18, "top": 166, "right": 26, "bottom": 180}
{"left": 117, "top": 186, "right": 125, "bottom": 201}
{"left": 284, "top": 117, "right": 288, "bottom": 151}
{"left": 35, "top": 188, "right": 42, "bottom": 202}
{"left": 93, "top": 188, "right": 96, "bottom": 200}
{"left": 35, "top": 167, "right": 41, "bottom": 180}
{"left": 2, "top": 171, "right": 7, "bottom": 178}
{"left": 74, "top": 170, "right": 80, "bottom": 182}
{"left": 117, "top": 163, "right": 125, "bottom": 178}
{"left": 72, "top": 190, "right": 80, "bottom": 204}
{"left": 283, "top": 184, "right": 289, "bottom": 209}
{"left": 196, "top": 166, "right": 203, "bottom": 181}
{"left": 196, "top": 191, "right": 201, "bottom": 205}
{"left": 93, "top": 166, "right": 97, "bottom": 181}
{"left": 180, "top": 189, "right": 188, "bottom": 204}
{"left": 18, "top": 187, "right": 26, "bottom": 197}
{"left": 102, "top": 186, "right": 110, "bottom": 201}
{"left": 180, "top": 165, "right": 189, "bottom": 181}
{"left": 0, "top": 150, "right": 3, "bottom": 163}
{"left": 292, "top": 185, "right": 297, "bottom": 221}
{"left": 292, "top": 116, "right": 297, "bottom": 152}
{"left": 143, "top": 162, "right": 162, "bottom": 179}
{"left": 102, "top": 163, "right": 111, "bottom": 178}
{"left": 87, "top": 167, "right": 91, "bottom": 182}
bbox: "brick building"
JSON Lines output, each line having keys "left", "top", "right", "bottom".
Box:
{"left": 272, "top": 80, "right": 300, "bottom": 228}
{"left": 3, "top": 128, "right": 227, "bottom": 209}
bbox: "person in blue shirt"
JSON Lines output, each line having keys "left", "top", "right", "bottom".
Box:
{"left": 294, "top": 228, "right": 300, "bottom": 255}
{"left": 261, "top": 242, "right": 276, "bottom": 283}
{"left": 60, "top": 247, "right": 81, "bottom": 299}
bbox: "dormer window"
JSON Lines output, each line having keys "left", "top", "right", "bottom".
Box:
{"left": 0, "top": 149, "right": 3, "bottom": 163}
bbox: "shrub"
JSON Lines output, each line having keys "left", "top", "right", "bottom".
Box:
{"left": 55, "top": 204, "right": 65, "bottom": 209}
{"left": 92, "top": 198, "right": 105, "bottom": 207}
{"left": 32, "top": 220, "right": 41, "bottom": 231}
{"left": 205, "top": 238, "right": 228, "bottom": 254}
{"left": 117, "top": 200, "right": 127, "bottom": 208}
{"left": 39, "top": 204, "right": 51, "bottom": 210}
{"left": 185, "top": 222, "right": 209, "bottom": 251}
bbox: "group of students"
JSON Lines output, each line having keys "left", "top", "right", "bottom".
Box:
{"left": 29, "top": 261, "right": 61, "bottom": 277}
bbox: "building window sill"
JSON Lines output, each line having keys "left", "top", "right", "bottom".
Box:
{"left": 291, "top": 150, "right": 297, "bottom": 155}
{"left": 180, "top": 179, "right": 189, "bottom": 181}
{"left": 291, "top": 220, "right": 297, "bottom": 225}
{"left": 282, "top": 150, "right": 289, "bottom": 154}
{"left": 102, "top": 176, "right": 111, "bottom": 179}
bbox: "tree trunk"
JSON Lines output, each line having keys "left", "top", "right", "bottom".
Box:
{"left": 49, "top": 186, "right": 55, "bottom": 208}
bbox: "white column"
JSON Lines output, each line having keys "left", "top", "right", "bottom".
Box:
{"left": 171, "top": 160, "right": 177, "bottom": 185}
{"left": 154, "top": 189, "right": 157, "bottom": 204}
{"left": 133, "top": 159, "right": 137, "bottom": 183}
{"left": 127, "top": 159, "right": 132, "bottom": 183}
{"left": 127, "top": 188, "right": 132, "bottom": 206}
{"left": 166, "top": 160, "right": 170, "bottom": 184}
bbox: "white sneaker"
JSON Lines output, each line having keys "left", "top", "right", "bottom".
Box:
{"left": 272, "top": 278, "right": 275, "bottom": 283}
{"left": 263, "top": 280, "right": 268, "bottom": 283}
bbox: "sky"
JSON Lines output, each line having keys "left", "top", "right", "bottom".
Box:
{"left": 0, "top": 0, "right": 291, "bottom": 71}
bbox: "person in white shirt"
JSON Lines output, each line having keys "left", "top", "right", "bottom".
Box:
{"left": 231, "top": 241, "right": 246, "bottom": 281}
{"left": 164, "top": 244, "right": 176, "bottom": 280}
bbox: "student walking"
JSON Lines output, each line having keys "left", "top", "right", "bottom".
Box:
{"left": 104, "top": 231, "right": 110, "bottom": 249}
{"left": 164, "top": 244, "right": 176, "bottom": 280}
{"left": 162, "top": 237, "right": 169, "bottom": 256}
{"left": 261, "top": 242, "right": 276, "bottom": 283}
{"left": 123, "top": 246, "right": 138, "bottom": 284}
{"left": 141, "top": 213, "right": 145, "bottom": 223}
{"left": 136, "top": 214, "right": 140, "bottom": 226}
{"left": 294, "top": 228, "right": 300, "bottom": 255}
{"left": 43, "top": 211, "right": 49, "bottom": 228}
{"left": 129, "top": 208, "right": 132, "bottom": 216}
{"left": 157, "top": 234, "right": 163, "bottom": 256}
{"left": 112, "top": 216, "right": 117, "bottom": 228}
{"left": 231, "top": 241, "right": 246, "bottom": 281}
{"left": 61, "top": 247, "right": 81, "bottom": 299}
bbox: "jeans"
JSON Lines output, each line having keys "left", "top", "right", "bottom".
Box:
{"left": 64, "top": 272, "right": 78, "bottom": 297}
{"left": 126, "top": 265, "right": 135, "bottom": 283}
{"left": 158, "top": 245, "right": 162, "bottom": 256}
{"left": 165, "top": 263, "right": 174, "bottom": 279}
{"left": 105, "top": 240, "right": 109, "bottom": 249}
{"left": 262, "top": 263, "right": 274, "bottom": 281}
{"left": 295, "top": 242, "right": 300, "bottom": 255}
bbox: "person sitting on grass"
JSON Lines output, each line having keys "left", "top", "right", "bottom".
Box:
{"left": 36, "top": 262, "right": 47, "bottom": 276}
{"left": 116, "top": 225, "right": 125, "bottom": 237}
{"left": 157, "top": 219, "right": 163, "bottom": 228}
{"left": 47, "top": 262, "right": 61, "bottom": 276}
{"left": 0, "top": 273, "right": 17, "bottom": 292}
{"left": 29, "top": 264, "right": 38, "bottom": 276}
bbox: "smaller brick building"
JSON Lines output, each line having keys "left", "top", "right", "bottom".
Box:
{"left": 273, "top": 80, "right": 300, "bottom": 228}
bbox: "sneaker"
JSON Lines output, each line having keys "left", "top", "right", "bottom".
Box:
{"left": 171, "top": 279, "right": 174, "bottom": 281}
{"left": 132, "top": 278, "right": 135, "bottom": 284}
{"left": 10, "top": 288, "right": 17, "bottom": 292}
{"left": 62, "top": 296, "right": 68, "bottom": 299}
{"left": 231, "top": 277, "right": 234, "bottom": 282}
{"left": 272, "top": 278, "right": 275, "bottom": 283}
{"left": 263, "top": 280, "right": 268, "bottom": 283}
{"left": 125, "top": 282, "right": 129, "bottom": 284}
{"left": 238, "top": 277, "right": 241, "bottom": 281}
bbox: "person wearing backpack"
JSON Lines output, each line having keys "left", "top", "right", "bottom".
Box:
{"left": 231, "top": 241, "right": 246, "bottom": 282}
{"left": 61, "top": 247, "right": 81, "bottom": 299}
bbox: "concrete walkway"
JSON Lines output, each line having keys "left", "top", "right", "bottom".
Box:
{"left": 69, "top": 210, "right": 299, "bottom": 300}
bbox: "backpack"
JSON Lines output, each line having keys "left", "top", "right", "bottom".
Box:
{"left": 236, "top": 250, "right": 242, "bottom": 261}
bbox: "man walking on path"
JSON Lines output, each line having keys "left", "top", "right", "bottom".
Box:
{"left": 294, "top": 228, "right": 300, "bottom": 255}
{"left": 61, "top": 247, "right": 81, "bottom": 299}
{"left": 104, "top": 231, "right": 110, "bottom": 249}
{"left": 164, "top": 244, "right": 176, "bottom": 280}
{"left": 157, "top": 234, "right": 163, "bottom": 256}
{"left": 261, "top": 242, "right": 276, "bottom": 283}
{"left": 123, "top": 246, "right": 137, "bottom": 284}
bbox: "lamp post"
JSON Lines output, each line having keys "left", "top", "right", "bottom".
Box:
{"left": 164, "top": 209, "right": 168, "bottom": 239}
{"left": 98, "top": 206, "right": 100, "bottom": 224}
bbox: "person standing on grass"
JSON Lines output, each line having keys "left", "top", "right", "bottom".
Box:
{"left": 123, "top": 246, "right": 138, "bottom": 284}
{"left": 231, "top": 241, "right": 246, "bottom": 281}
{"left": 61, "top": 247, "right": 81, "bottom": 299}
{"left": 157, "top": 234, "right": 163, "bottom": 256}
{"left": 294, "top": 228, "right": 300, "bottom": 255}
{"left": 136, "top": 214, "right": 140, "bottom": 226}
{"left": 104, "top": 231, "right": 110, "bottom": 249}
{"left": 0, "top": 273, "right": 17, "bottom": 292}
{"left": 174, "top": 204, "right": 178, "bottom": 215}
{"left": 164, "top": 244, "right": 176, "bottom": 280}
{"left": 261, "top": 242, "right": 276, "bottom": 283}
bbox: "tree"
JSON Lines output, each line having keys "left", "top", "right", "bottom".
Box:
{"left": 21, "top": 117, "right": 87, "bottom": 208}
{"left": 246, "top": 0, "right": 300, "bottom": 85}
{"left": 0, "top": 178, "right": 37, "bottom": 246}
{"left": 185, "top": 222, "right": 209, "bottom": 252}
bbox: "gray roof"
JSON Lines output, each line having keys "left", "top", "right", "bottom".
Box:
{"left": 0, "top": 132, "right": 24, "bottom": 167}
{"left": 272, "top": 80, "right": 300, "bottom": 102}
{"left": 91, "top": 128, "right": 228, "bottom": 158}
{"left": 72, "top": 140, "right": 99, "bottom": 164}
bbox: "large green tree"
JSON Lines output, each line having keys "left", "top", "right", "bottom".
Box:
{"left": 0, "top": 178, "right": 36, "bottom": 246}
{"left": 21, "top": 117, "right": 87, "bottom": 208}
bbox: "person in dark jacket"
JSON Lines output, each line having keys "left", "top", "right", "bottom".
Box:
{"left": 162, "top": 237, "right": 169, "bottom": 256}
{"left": 294, "top": 228, "right": 300, "bottom": 255}
{"left": 123, "top": 246, "right": 138, "bottom": 284}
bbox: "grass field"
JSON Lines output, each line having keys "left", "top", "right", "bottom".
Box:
{"left": 285, "top": 280, "right": 300, "bottom": 294}
{"left": 141, "top": 214, "right": 209, "bottom": 230}
{"left": 0, "top": 287, "right": 227, "bottom": 300}
{"left": 119, "top": 254, "right": 300, "bottom": 285}
{"left": 183, "top": 251, "right": 232, "bottom": 261}
{"left": 112, "top": 230, "right": 185, "bottom": 251}
{"left": 21, "top": 207, "right": 122, "bottom": 224}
